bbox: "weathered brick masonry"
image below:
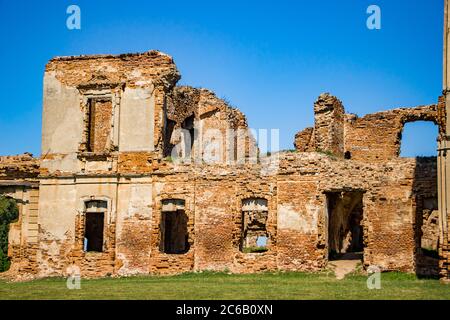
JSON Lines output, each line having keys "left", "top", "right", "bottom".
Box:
{"left": 1, "top": 50, "right": 447, "bottom": 279}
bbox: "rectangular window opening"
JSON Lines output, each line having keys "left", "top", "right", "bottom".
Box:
{"left": 241, "top": 198, "right": 269, "bottom": 253}
{"left": 84, "top": 200, "right": 107, "bottom": 252}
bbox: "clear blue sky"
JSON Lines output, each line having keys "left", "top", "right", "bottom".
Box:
{"left": 0, "top": 0, "right": 443, "bottom": 157}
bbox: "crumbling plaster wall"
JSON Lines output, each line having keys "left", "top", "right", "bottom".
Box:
{"left": 0, "top": 154, "right": 39, "bottom": 180}
{"left": 0, "top": 154, "right": 40, "bottom": 276}
{"left": 13, "top": 130, "right": 440, "bottom": 276}
{"left": 115, "top": 178, "right": 153, "bottom": 275}
{"left": 2, "top": 51, "right": 442, "bottom": 279}
{"left": 37, "top": 177, "right": 119, "bottom": 277}
{"left": 41, "top": 51, "right": 180, "bottom": 175}
{"left": 3, "top": 151, "right": 436, "bottom": 278}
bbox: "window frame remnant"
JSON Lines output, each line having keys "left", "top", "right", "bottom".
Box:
{"left": 86, "top": 97, "right": 113, "bottom": 153}
{"left": 77, "top": 88, "right": 121, "bottom": 154}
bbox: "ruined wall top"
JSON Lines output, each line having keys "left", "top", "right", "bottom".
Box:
{"left": 313, "top": 93, "right": 345, "bottom": 157}
{"left": 45, "top": 50, "right": 181, "bottom": 90}
{"left": 0, "top": 153, "right": 40, "bottom": 181}
{"left": 166, "top": 86, "right": 249, "bottom": 130}
{"left": 163, "top": 86, "right": 256, "bottom": 162}
{"left": 295, "top": 94, "right": 444, "bottom": 162}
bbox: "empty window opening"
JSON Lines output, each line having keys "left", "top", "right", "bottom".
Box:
{"left": 87, "top": 98, "right": 113, "bottom": 153}
{"left": 400, "top": 121, "right": 438, "bottom": 157}
{"left": 164, "top": 118, "right": 177, "bottom": 157}
{"left": 241, "top": 198, "right": 269, "bottom": 253}
{"left": 182, "top": 115, "right": 195, "bottom": 157}
{"left": 344, "top": 151, "right": 351, "bottom": 160}
{"left": 84, "top": 200, "right": 107, "bottom": 252}
{"left": 327, "top": 191, "right": 364, "bottom": 261}
{"left": 160, "top": 199, "right": 189, "bottom": 254}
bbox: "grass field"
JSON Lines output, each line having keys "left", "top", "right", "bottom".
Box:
{"left": 0, "top": 271, "right": 448, "bottom": 300}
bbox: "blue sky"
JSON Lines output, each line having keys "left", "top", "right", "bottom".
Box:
{"left": 0, "top": 0, "right": 443, "bottom": 156}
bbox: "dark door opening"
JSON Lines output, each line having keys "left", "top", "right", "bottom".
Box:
{"left": 327, "top": 191, "right": 364, "bottom": 261}
{"left": 85, "top": 212, "right": 105, "bottom": 252}
{"left": 161, "top": 209, "right": 189, "bottom": 254}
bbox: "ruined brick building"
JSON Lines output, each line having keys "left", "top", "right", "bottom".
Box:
{"left": 0, "top": 49, "right": 448, "bottom": 280}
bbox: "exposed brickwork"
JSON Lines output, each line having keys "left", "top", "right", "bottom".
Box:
{"left": 118, "top": 152, "right": 154, "bottom": 173}
{"left": 294, "top": 127, "right": 314, "bottom": 152}
{"left": 314, "top": 94, "right": 345, "bottom": 157}
{"left": 345, "top": 105, "right": 439, "bottom": 162}
{"left": 45, "top": 51, "right": 180, "bottom": 90}
{"left": 0, "top": 153, "right": 39, "bottom": 180}
{"left": 1, "top": 51, "right": 446, "bottom": 281}
{"left": 295, "top": 95, "right": 442, "bottom": 162}
{"left": 165, "top": 86, "right": 255, "bottom": 161}
{"left": 88, "top": 99, "right": 113, "bottom": 153}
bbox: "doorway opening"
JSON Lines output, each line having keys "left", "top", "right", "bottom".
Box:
{"left": 326, "top": 190, "right": 364, "bottom": 262}
{"left": 160, "top": 199, "right": 189, "bottom": 254}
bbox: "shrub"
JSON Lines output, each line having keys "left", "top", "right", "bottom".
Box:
{"left": 0, "top": 196, "right": 19, "bottom": 272}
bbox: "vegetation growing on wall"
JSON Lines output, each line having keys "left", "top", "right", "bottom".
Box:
{"left": 0, "top": 196, "right": 18, "bottom": 272}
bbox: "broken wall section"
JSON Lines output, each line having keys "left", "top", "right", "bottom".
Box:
{"left": 344, "top": 104, "right": 441, "bottom": 162}
{"left": 313, "top": 93, "right": 345, "bottom": 157}
{"left": 294, "top": 127, "right": 314, "bottom": 152}
{"left": 0, "top": 153, "right": 40, "bottom": 180}
{"left": 294, "top": 94, "right": 443, "bottom": 162}
{"left": 164, "top": 86, "right": 257, "bottom": 164}
{"left": 41, "top": 50, "right": 181, "bottom": 176}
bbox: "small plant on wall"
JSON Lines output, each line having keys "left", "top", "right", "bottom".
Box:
{"left": 0, "top": 196, "right": 19, "bottom": 272}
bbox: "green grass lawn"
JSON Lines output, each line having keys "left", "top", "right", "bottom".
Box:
{"left": 0, "top": 271, "right": 448, "bottom": 300}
